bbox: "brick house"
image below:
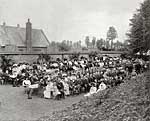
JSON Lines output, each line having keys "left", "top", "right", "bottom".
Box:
{"left": 0, "top": 19, "right": 50, "bottom": 54}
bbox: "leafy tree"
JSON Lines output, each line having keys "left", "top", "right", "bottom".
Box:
{"left": 85, "top": 36, "right": 90, "bottom": 48}
{"left": 127, "top": 0, "right": 150, "bottom": 54}
{"left": 76, "top": 41, "right": 82, "bottom": 48}
{"left": 96, "top": 38, "right": 104, "bottom": 50}
{"left": 92, "top": 37, "right": 96, "bottom": 48}
{"left": 50, "top": 41, "right": 56, "bottom": 46}
{"left": 127, "top": 14, "right": 144, "bottom": 53}
{"left": 107, "top": 26, "right": 118, "bottom": 49}
{"left": 58, "top": 40, "right": 71, "bottom": 51}
{"left": 67, "top": 40, "right": 70, "bottom": 46}
{"left": 78, "top": 40, "right": 82, "bottom": 47}
{"left": 69, "top": 41, "right": 72, "bottom": 47}
{"left": 73, "top": 42, "right": 78, "bottom": 48}
{"left": 113, "top": 40, "right": 123, "bottom": 50}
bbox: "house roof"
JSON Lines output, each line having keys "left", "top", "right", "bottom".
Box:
{"left": 0, "top": 25, "right": 50, "bottom": 47}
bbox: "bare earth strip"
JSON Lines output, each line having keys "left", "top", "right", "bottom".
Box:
{"left": 0, "top": 85, "right": 83, "bottom": 121}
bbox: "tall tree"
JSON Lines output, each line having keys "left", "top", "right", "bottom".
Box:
{"left": 78, "top": 40, "right": 82, "bottom": 47}
{"left": 58, "top": 40, "right": 71, "bottom": 51}
{"left": 69, "top": 41, "right": 72, "bottom": 47}
{"left": 96, "top": 38, "right": 104, "bottom": 50}
{"left": 127, "top": 0, "right": 150, "bottom": 53}
{"left": 107, "top": 26, "right": 118, "bottom": 49}
{"left": 92, "top": 37, "right": 96, "bottom": 48}
{"left": 67, "top": 40, "right": 70, "bottom": 46}
{"left": 85, "top": 36, "right": 90, "bottom": 48}
{"left": 51, "top": 41, "right": 56, "bottom": 47}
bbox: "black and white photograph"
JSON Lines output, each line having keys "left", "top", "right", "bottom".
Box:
{"left": 0, "top": 0, "right": 150, "bottom": 121}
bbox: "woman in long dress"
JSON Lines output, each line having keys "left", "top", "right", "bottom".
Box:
{"left": 44, "top": 81, "right": 54, "bottom": 99}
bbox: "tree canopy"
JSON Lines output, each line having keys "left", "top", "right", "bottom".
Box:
{"left": 92, "top": 37, "right": 96, "bottom": 48}
{"left": 107, "top": 26, "right": 118, "bottom": 41}
{"left": 85, "top": 36, "right": 90, "bottom": 48}
{"left": 107, "top": 26, "right": 118, "bottom": 49}
{"left": 58, "top": 40, "right": 71, "bottom": 52}
{"left": 127, "top": 0, "right": 150, "bottom": 54}
{"left": 96, "top": 38, "right": 104, "bottom": 50}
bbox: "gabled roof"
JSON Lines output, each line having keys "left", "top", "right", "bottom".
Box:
{"left": 0, "top": 25, "right": 50, "bottom": 47}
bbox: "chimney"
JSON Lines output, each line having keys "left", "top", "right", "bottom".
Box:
{"left": 26, "top": 18, "right": 32, "bottom": 52}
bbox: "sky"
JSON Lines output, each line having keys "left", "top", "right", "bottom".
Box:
{"left": 0, "top": 0, "right": 144, "bottom": 44}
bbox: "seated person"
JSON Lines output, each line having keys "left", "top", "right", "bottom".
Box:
{"left": 96, "top": 82, "right": 107, "bottom": 93}
{"left": 57, "top": 80, "right": 65, "bottom": 99}
{"left": 131, "top": 69, "right": 137, "bottom": 79}
{"left": 44, "top": 81, "right": 54, "bottom": 99}
{"left": 62, "top": 81, "right": 70, "bottom": 96}
{"left": 84, "top": 83, "right": 97, "bottom": 97}
{"left": 23, "top": 78, "right": 39, "bottom": 99}
{"left": 53, "top": 82, "right": 61, "bottom": 100}
{"left": 9, "top": 72, "right": 18, "bottom": 87}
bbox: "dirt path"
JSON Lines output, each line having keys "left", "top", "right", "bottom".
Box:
{"left": 0, "top": 85, "right": 84, "bottom": 121}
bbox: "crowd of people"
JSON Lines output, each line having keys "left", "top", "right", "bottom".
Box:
{"left": 0, "top": 54, "right": 149, "bottom": 99}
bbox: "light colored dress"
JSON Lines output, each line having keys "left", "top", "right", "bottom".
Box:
{"left": 84, "top": 86, "right": 97, "bottom": 97}
{"left": 44, "top": 82, "right": 54, "bottom": 99}
{"left": 63, "top": 82, "right": 70, "bottom": 96}
{"left": 53, "top": 85, "right": 61, "bottom": 97}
